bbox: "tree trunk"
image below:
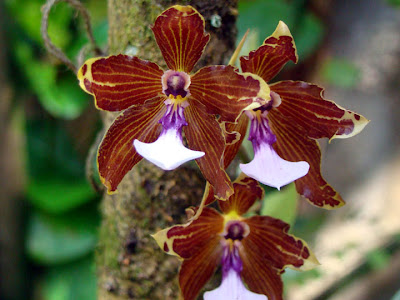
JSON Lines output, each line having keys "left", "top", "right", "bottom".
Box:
{"left": 98, "top": 1, "right": 238, "bottom": 299}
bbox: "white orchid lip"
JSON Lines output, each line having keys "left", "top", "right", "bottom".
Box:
{"left": 134, "top": 128, "right": 204, "bottom": 170}
{"left": 241, "top": 109, "right": 309, "bottom": 189}
{"left": 134, "top": 101, "right": 204, "bottom": 171}
{"left": 240, "top": 143, "right": 309, "bottom": 190}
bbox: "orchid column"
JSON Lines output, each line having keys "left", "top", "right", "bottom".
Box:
{"left": 98, "top": 1, "right": 239, "bottom": 299}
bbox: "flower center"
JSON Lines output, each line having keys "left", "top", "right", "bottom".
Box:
{"left": 252, "top": 91, "right": 282, "bottom": 113}
{"left": 161, "top": 70, "right": 191, "bottom": 99}
{"left": 224, "top": 220, "right": 250, "bottom": 241}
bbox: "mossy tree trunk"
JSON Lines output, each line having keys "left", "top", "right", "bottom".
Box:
{"left": 98, "top": 1, "right": 238, "bottom": 299}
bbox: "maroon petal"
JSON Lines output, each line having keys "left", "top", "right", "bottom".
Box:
{"left": 184, "top": 101, "right": 234, "bottom": 200}
{"left": 271, "top": 80, "right": 369, "bottom": 140}
{"left": 219, "top": 174, "right": 264, "bottom": 216}
{"left": 239, "top": 216, "right": 318, "bottom": 300}
{"left": 268, "top": 109, "right": 345, "bottom": 208}
{"left": 240, "top": 21, "right": 297, "bottom": 83}
{"left": 152, "top": 207, "right": 224, "bottom": 300}
{"left": 78, "top": 55, "right": 163, "bottom": 111}
{"left": 222, "top": 113, "right": 249, "bottom": 169}
{"left": 190, "top": 65, "right": 269, "bottom": 123}
{"left": 179, "top": 237, "right": 223, "bottom": 300}
{"left": 151, "top": 5, "right": 210, "bottom": 73}
{"left": 152, "top": 207, "right": 224, "bottom": 258}
{"left": 98, "top": 97, "right": 166, "bottom": 193}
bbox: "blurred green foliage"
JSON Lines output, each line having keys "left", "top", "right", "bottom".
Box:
{"left": 366, "top": 249, "right": 391, "bottom": 271}
{"left": 392, "top": 289, "right": 400, "bottom": 300}
{"left": 26, "top": 119, "right": 96, "bottom": 213}
{"left": 261, "top": 183, "right": 298, "bottom": 227}
{"left": 26, "top": 209, "right": 98, "bottom": 265}
{"left": 40, "top": 257, "right": 97, "bottom": 300}
{"left": 321, "top": 58, "right": 361, "bottom": 88}
{"left": 386, "top": 0, "right": 400, "bottom": 7}
{"left": 237, "top": 0, "right": 324, "bottom": 63}
{"left": 5, "top": 0, "right": 106, "bottom": 299}
{"left": 6, "top": 0, "right": 108, "bottom": 119}
{"left": 7, "top": 0, "right": 73, "bottom": 48}
{"left": 15, "top": 41, "right": 89, "bottom": 119}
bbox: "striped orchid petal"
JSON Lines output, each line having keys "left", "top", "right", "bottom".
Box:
{"left": 151, "top": 5, "right": 210, "bottom": 73}
{"left": 240, "top": 21, "right": 297, "bottom": 83}
{"left": 190, "top": 65, "right": 270, "bottom": 123}
{"left": 270, "top": 81, "right": 369, "bottom": 140}
{"left": 97, "top": 97, "right": 166, "bottom": 193}
{"left": 78, "top": 55, "right": 163, "bottom": 111}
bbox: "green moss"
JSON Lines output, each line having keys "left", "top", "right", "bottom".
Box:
{"left": 108, "top": 0, "right": 164, "bottom": 62}
{"left": 97, "top": 212, "right": 120, "bottom": 269}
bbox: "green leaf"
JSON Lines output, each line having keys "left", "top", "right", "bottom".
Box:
{"left": 6, "top": 0, "right": 73, "bottom": 48}
{"left": 293, "top": 12, "right": 324, "bottom": 60}
{"left": 366, "top": 249, "right": 391, "bottom": 271}
{"left": 26, "top": 210, "right": 98, "bottom": 265}
{"left": 392, "top": 289, "right": 400, "bottom": 300}
{"left": 261, "top": 183, "right": 298, "bottom": 226}
{"left": 321, "top": 58, "right": 361, "bottom": 88}
{"left": 386, "top": 0, "right": 400, "bottom": 7}
{"left": 237, "top": 0, "right": 324, "bottom": 61}
{"left": 40, "top": 257, "right": 97, "bottom": 300}
{"left": 26, "top": 119, "right": 96, "bottom": 213}
{"left": 283, "top": 267, "right": 321, "bottom": 286}
{"left": 27, "top": 178, "right": 95, "bottom": 214}
{"left": 238, "top": 0, "right": 294, "bottom": 47}
{"left": 67, "top": 21, "right": 109, "bottom": 59}
{"left": 14, "top": 41, "right": 88, "bottom": 119}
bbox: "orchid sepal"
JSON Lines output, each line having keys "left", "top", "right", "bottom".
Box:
{"left": 77, "top": 55, "right": 164, "bottom": 111}
{"left": 151, "top": 5, "right": 210, "bottom": 73}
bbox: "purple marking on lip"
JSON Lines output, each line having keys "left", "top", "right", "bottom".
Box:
{"left": 241, "top": 110, "right": 309, "bottom": 189}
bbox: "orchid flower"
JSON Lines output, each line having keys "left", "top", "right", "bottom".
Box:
{"left": 77, "top": 5, "right": 269, "bottom": 199}
{"left": 153, "top": 174, "right": 319, "bottom": 300}
{"left": 225, "top": 21, "right": 369, "bottom": 208}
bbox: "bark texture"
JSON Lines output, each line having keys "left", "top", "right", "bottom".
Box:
{"left": 98, "top": 1, "right": 238, "bottom": 299}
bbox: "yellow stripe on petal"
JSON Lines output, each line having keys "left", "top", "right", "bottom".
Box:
{"left": 267, "top": 21, "right": 298, "bottom": 63}
{"left": 271, "top": 80, "right": 369, "bottom": 140}
{"left": 152, "top": 5, "right": 209, "bottom": 73}
{"left": 77, "top": 54, "right": 164, "bottom": 111}
{"left": 152, "top": 207, "right": 224, "bottom": 259}
{"left": 151, "top": 227, "right": 182, "bottom": 258}
{"left": 330, "top": 106, "right": 370, "bottom": 140}
{"left": 240, "top": 21, "right": 298, "bottom": 82}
